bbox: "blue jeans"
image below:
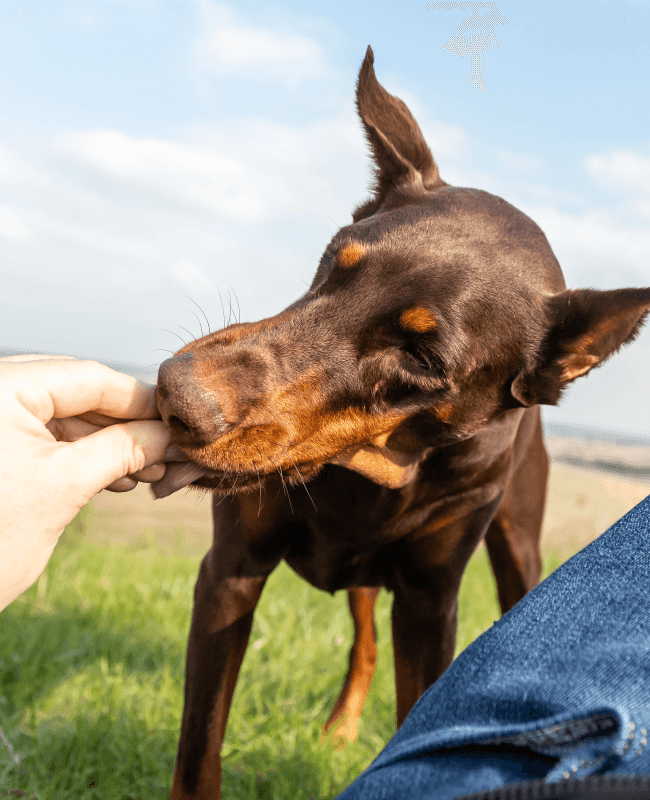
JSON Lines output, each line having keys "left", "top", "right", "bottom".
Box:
{"left": 336, "top": 494, "right": 650, "bottom": 799}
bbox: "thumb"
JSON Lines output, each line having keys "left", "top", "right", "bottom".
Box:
{"left": 51, "top": 419, "right": 172, "bottom": 505}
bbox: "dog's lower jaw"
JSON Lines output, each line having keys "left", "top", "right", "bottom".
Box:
{"left": 149, "top": 445, "right": 425, "bottom": 499}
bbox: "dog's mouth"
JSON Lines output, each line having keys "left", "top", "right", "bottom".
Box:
{"left": 151, "top": 444, "right": 326, "bottom": 499}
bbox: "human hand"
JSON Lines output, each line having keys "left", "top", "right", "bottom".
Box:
{"left": 0, "top": 354, "right": 171, "bottom": 611}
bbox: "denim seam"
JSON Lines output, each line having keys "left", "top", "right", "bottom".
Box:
{"left": 634, "top": 726, "right": 647, "bottom": 758}
{"left": 559, "top": 754, "right": 607, "bottom": 781}
{"left": 546, "top": 719, "right": 634, "bottom": 782}
{"left": 621, "top": 721, "right": 636, "bottom": 757}
{"left": 557, "top": 718, "right": 647, "bottom": 780}
{"left": 371, "top": 708, "right": 626, "bottom": 770}
{"left": 481, "top": 712, "right": 619, "bottom": 753}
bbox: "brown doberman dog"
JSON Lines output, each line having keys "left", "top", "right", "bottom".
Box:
{"left": 153, "top": 47, "right": 650, "bottom": 799}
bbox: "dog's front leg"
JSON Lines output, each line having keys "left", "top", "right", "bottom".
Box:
{"left": 169, "top": 565, "right": 265, "bottom": 799}
{"left": 170, "top": 494, "right": 285, "bottom": 800}
{"left": 390, "top": 506, "right": 501, "bottom": 725}
{"left": 391, "top": 583, "right": 459, "bottom": 725}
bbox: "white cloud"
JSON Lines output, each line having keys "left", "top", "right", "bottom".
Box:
{"left": 7, "top": 118, "right": 650, "bottom": 304}
{"left": 52, "top": 109, "right": 370, "bottom": 231}
{"left": 491, "top": 147, "right": 650, "bottom": 288}
{"left": 584, "top": 149, "right": 650, "bottom": 222}
{"left": 0, "top": 111, "right": 367, "bottom": 347}
{"left": 0, "top": 205, "right": 33, "bottom": 241}
{"left": 0, "top": 143, "right": 50, "bottom": 187}
{"left": 585, "top": 149, "right": 650, "bottom": 194}
{"left": 171, "top": 261, "right": 215, "bottom": 292}
{"left": 194, "top": 1, "right": 326, "bottom": 84}
{"left": 56, "top": 130, "right": 267, "bottom": 222}
{"left": 514, "top": 201, "right": 650, "bottom": 289}
{"left": 634, "top": 199, "right": 650, "bottom": 220}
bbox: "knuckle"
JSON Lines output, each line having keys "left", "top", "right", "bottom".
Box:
{"left": 122, "top": 433, "right": 147, "bottom": 476}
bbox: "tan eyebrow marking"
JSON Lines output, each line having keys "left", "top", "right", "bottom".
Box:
{"left": 400, "top": 307, "right": 437, "bottom": 333}
{"left": 336, "top": 242, "right": 366, "bottom": 268}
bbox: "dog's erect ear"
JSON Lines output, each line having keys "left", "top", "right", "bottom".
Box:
{"left": 354, "top": 46, "right": 445, "bottom": 218}
{"left": 512, "top": 287, "right": 650, "bottom": 407}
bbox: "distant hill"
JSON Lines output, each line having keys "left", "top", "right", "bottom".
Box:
{"left": 3, "top": 346, "right": 649, "bottom": 482}
{"left": 543, "top": 422, "right": 650, "bottom": 480}
{"left": 543, "top": 421, "right": 650, "bottom": 450}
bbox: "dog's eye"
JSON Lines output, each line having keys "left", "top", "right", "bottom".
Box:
{"left": 403, "top": 341, "right": 432, "bottom": 370}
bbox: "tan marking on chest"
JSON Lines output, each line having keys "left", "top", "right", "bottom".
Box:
{"left": 330, "top": 445, "right": 422, "bottom": 489}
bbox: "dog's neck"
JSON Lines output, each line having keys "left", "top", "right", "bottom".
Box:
{"left": 329, "top": 443, "right": 425, "bottom": 489}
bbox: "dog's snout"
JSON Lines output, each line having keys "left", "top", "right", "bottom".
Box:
{"left": 156, "top": 354, "right": 227, "bottom": 447}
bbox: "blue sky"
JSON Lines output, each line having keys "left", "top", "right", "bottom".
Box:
{"left": 2, "top": 0, "right": 650, "bottom": 436}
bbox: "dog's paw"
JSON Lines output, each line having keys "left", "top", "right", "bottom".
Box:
{"left": 320, "top": 716, "right": 358, "bottom": 750}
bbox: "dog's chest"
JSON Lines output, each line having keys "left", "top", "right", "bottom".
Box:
{"left": 284, "top": 518, "right": 398, "bottom": 594}
{"left": 283, "top": 470, "right": 428, "bottom": 593}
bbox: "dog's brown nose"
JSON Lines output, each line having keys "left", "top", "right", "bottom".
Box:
{"left": 156, "top": 354, "right": 227, "bottom": 447}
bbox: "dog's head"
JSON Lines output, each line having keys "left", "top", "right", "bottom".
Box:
{"left": 153, "top": 47, "right": 650, "bottom": 499}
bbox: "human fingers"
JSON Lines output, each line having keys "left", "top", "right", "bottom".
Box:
{"left": 103, "top": 463, "right": 166, "bottom": 492}
{"left": 0, "top": 356, "right": 160, "bottom": 423}
{"left": 49, "top": 419, "right": 171, "bottom": 505}
{"left": 46, "top": 413, "right": 160, "bottom": 442}
{"left": 131, "top": 463, "right": 166, "bottom": 482}
{"left": 76, "top": 410, "right": 136, "bottom": 427}
{"left": 46, "top": 417, "right": 167, "bottom": 484}
{"left": 46, "top": 416, "right": 166, "bottom": 486}
{"left": 45, "top": 415, "right": 100, "bottom": 442}
{"left": 0, "top": 359, "right": 160, "bottom": 423}
{"left": 104, "top": 476, "right": 139, "bottom": 492}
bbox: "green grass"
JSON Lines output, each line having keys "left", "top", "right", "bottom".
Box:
{"left": 0, "top": 503, "right": 564, "bottom": 799}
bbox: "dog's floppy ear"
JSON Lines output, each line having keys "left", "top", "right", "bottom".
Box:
{"left": 511, "top": 287, "right": 650, "bottom": 407}
{"left": 354, "top": 46, "right": 445, "bottom": 219}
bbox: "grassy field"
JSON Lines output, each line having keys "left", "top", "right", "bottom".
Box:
{"left": 0, "top": 464, "right": 646, "bottom": 799}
